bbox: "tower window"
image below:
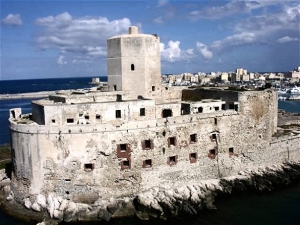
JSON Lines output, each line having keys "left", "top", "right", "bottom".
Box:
{"left": 190, "top": 134, "right": 197, "bottom": 143}
{"left": 131, "top": 64, "right": 135, "bottom": 71}
{"left": 214, "top": 118, "right": 217, "bottom": 125}
{"left": 67, "top": 118, "right": 74, "bottom": 123}
{"left": 116, "top": 110, "right": 121, "bottom": 118}
{"left": 121, "top": 159, "right": 131, "bottom": 170}
{"left": 84, "top": 163, "right": 94, "bottom": 171}
{"left": 168, "top": 137, "right": 176, "bottom": 147}
{"left": 152, "top": 86, "right": 155, "bottom": 91}
{"left": 162, "top": 109, "right": 172, "bottom": 118}
{"left": 96, "top": 114, "right": 101, "bottom": 119}
{"left": 142, "top": 139, "right": 153, "bottom": 150}
{"left": 140, "top": 108, "right": 145, "bottom": 116}
{"left": 189, "top": 153, "right": 197, "bottom": 163}
{"left": 168, "top": 155, "right": 178, "bottom": 166}
{"left": 229, "top": 147, "right": 234, "bottom": 153}
{"left": 198, "top": 107, "right": 203, "bottom": 113}
{"left": 143, "top": 159, "right": 152, "bottom": 168}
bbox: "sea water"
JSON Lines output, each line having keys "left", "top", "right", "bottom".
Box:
{"left": 0, "top": 78, "right": 299, "bottom": 224}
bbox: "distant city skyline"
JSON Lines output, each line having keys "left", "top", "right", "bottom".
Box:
{"left": 1, "top": 0, "right": 299, "bottom": 80}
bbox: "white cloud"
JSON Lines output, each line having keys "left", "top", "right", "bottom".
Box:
{"left": 157, "top": 0, "right": 169, "bottom": 7}
{"left": 196, "top": 42, "right": 213, "bottom": 59}
{"left": 35, "top": 12, "right": 131, "bottom": 63}
{"left": 211, "top": 32, "right": 256, "bottom": 51}
{"left": 153, "top": 17, "right": 164, "bottom": 24}
{"left": 57, "top": 55, "right": 67, "bottom": 65}
{"left": 160, "top": 41, "right": 195, "bottom": 62}
{"left": 1, "top": 14, "right": 22, "bottom": 26}
{"left": 277, "top": 36, "right": 298, "bottom": 43}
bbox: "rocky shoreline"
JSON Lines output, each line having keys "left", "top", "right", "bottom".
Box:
{"left": 1, "top": 161, "right": 300, "bottom": 224}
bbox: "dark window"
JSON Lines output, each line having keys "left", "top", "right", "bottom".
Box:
{"left": 152, "top": 86, "right": 155, "bottom": 91}
{"left": 120, "top": 144, "right": 127, "bottom": 152}
{"left": 229, "top": 147, "right": 234, "bottom": 153}
{"left": 214, "top": 107, "right": 219, "bottom": 111}
{"left": 208, "top": 149, "right": 217, "bottom": 159}
{"left": 131, "top": 64, "right": 135, "bottom": 71}
{"left": 189, "top": 152, "right": 197, "bottom": 163}
{"left": 140, "top": 108, "right": 145, "bottom": 116}
{"left": 214, "top": 118, "right": 217, "bottom": 125}
{"left": 52, "top": 119, "right": 55, "bottom": 123}
{"left": 190, "top": 134, "right": 197, "bottom": 143}
{"left": 11, "top": 110, "right": 16, "bottom": 119}
{"left": 212, "top": 133, "right": 217, "bottom": 140}
{"left": 162, "top": 109, "right": 172, "bottom": 118}
{"left": 142, "top": 139, "right": 153, "bottom": 150}
{"left": 222, "top": 104, "right": 226, "bottom": 110}
{"left": 67, "top": 118, "right": 74, "bottom": 123}
{"left": 84, "top": 163, "right": 94, "bottom": 171}
{"left": 168, "top": 155, "right": 178, "bottom": 166}
{"left": 168, "top": 137, "right": 176, "bottom": 147}
{"left": 234, "top": 105, "right": 238, "bottom": 112}
{"left": 229, "top": 104, "right": 235, "bottom": 110}
{"left": 116, "top": 110, "right": 121, "bottom": 118}
{"left": 96, "top": 114, "right": 101, "bottom": 119}
{"left": 85, "top": 115, "right": 89, "bottom": 120}
{"left": 145, "top": 140, "right": 151, "bottom": 149}
{"left": 143, "top": 159, "right": 152, "bottom": 168}
{"left": 113, "top": 85, "right": 117, "bottom": 91}
{"left": 121, "top": 159, "right": 131, "bottom": 170}
{"left": 198, "top": 107, "right": 203, "bottom": 113}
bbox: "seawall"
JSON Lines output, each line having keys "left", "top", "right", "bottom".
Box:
{"left": 1, "top": 160, "right": 300, "bottom": 223}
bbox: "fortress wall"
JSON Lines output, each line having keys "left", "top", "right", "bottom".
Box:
{"left": 182, "top": 88, "right": 239, "bottom": 102}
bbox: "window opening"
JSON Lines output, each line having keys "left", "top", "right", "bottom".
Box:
{"left": 145, "top": 140, "right": 151, "bottom": 149}
{"left": 113, "top": 85, "right": 117, "bottom": 91}
{"left": 190, "top": 134, "right": 197, "bottom": 143}
{"left": 222, "top": 104, "right": 226, "bottom": 110}
{"left": 67, "top": 118, "right": 74, "bottom": 123}
{"left": 162, "top": 109, "right": 172, "bottom": 118}
{"left": 169, "top": 137, "right": 176, "bottom": 146}
{"left": 85, "top": 115, "right": 89, "bottom": 120}
{"left": 152, "top": 86, "right": 155, "bottom": 91}
{"left": 116, "top": 110, "right": 121, "bottom": 118}
{"left": 11, "top": 110, "right": 16, "bottom": 118}
{"left": 131, "top": 64, "right": 135, "bottom": 71}
{"left": 214, "top": 107, "right": 219, "bottom": 111}
{"left": 234, "top": 105, "right": 238, "bottom": 111}
{"left": 121, "top": 159, "right": 130, "bottom": 170}
{"left": 140, "top": 108, "right": 145, "bottom": 116}
{"left": 229, "top": 147, "right": 234, "bottom": 153}
{"left": 120, "top": 144, "right": 127, "bottom": 152}
{"left": 168, "top": 155, "right": 177, "bottom": 166}
{"left": 198, "top": 107, "right": 203, "bottom": 113}
{"left": 143, "top": 159, "right": 152, "bottom": 168}
{"left": 212, "top": 133, "right": 217, "bottom": 140}
{"left": 84, "top": 163, "right": 94, "bottom": 171}
{"left": 214, "top": 118, "right": 217, "bottom": 125}
{"left": 190, "top": 153, "right": 197, "bottom": 163}
{"left": 52, "top": 119, "right": 56, "bottom": 123}
{"left": 96, "top": 114, "right": 101, "bottom": 119}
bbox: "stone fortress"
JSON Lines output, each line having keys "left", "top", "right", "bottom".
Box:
{"left": 7, "top": 26, "right": 300, "bottom": 221}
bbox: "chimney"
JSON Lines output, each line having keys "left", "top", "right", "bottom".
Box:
{"left": 128, "top": 26, "right": 138, "bottom": 35}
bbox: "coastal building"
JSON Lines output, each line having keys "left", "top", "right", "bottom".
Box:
{"left": 7, "top": 27, "right": 300, "bottom": 221}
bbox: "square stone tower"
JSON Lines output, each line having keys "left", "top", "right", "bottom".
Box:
{"left": 107, "top": 26, "right": 162, "bottom": 99}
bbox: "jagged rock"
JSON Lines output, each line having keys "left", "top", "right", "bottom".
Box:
{"left": 53, "top": 209, "right": 64, "bottom": 220}
{"left": 59, "top": 199, "right": 68, "bottom": 211}
{"left": 36, "top": 194, "right": 47, "bottom": 208}
{"left": 31, "top": 202, "right": 42, "bottom": 212}
{"left": 53, "top": 197, "right": 60, "bottom": 210}
{"left": 24, "top": 198, "right": 32, "bottom": 209}
{"left": 47, "top": 195, "right": 54, "bottom": 218}
{"left": 98, "top": 208, "right": 111, "bottom": 221}
{"left": 106, "top": 202, "right": 119, "bottom": 214}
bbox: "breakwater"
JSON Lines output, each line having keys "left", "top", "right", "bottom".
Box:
{"left": 1, "top": 161, "right": 300, "bottom": 223}
{"left": 0, "top": 91, "right": 56, "bottom": 100}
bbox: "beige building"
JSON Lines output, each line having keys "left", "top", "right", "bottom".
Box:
{"left": 7, "top": 26, "right": 299, "bottom": 222}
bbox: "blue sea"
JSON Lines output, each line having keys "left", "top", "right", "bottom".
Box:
{"left": 0, "top": 77, "right": 300, "bottom": 224}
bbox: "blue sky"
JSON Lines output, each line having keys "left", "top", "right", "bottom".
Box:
{"left": 1, "top": 0, "right": 299, "bottom": 80}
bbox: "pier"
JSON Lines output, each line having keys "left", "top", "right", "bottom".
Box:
{"left": 0, "top": 91, "right": 57, "bottom": 100}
